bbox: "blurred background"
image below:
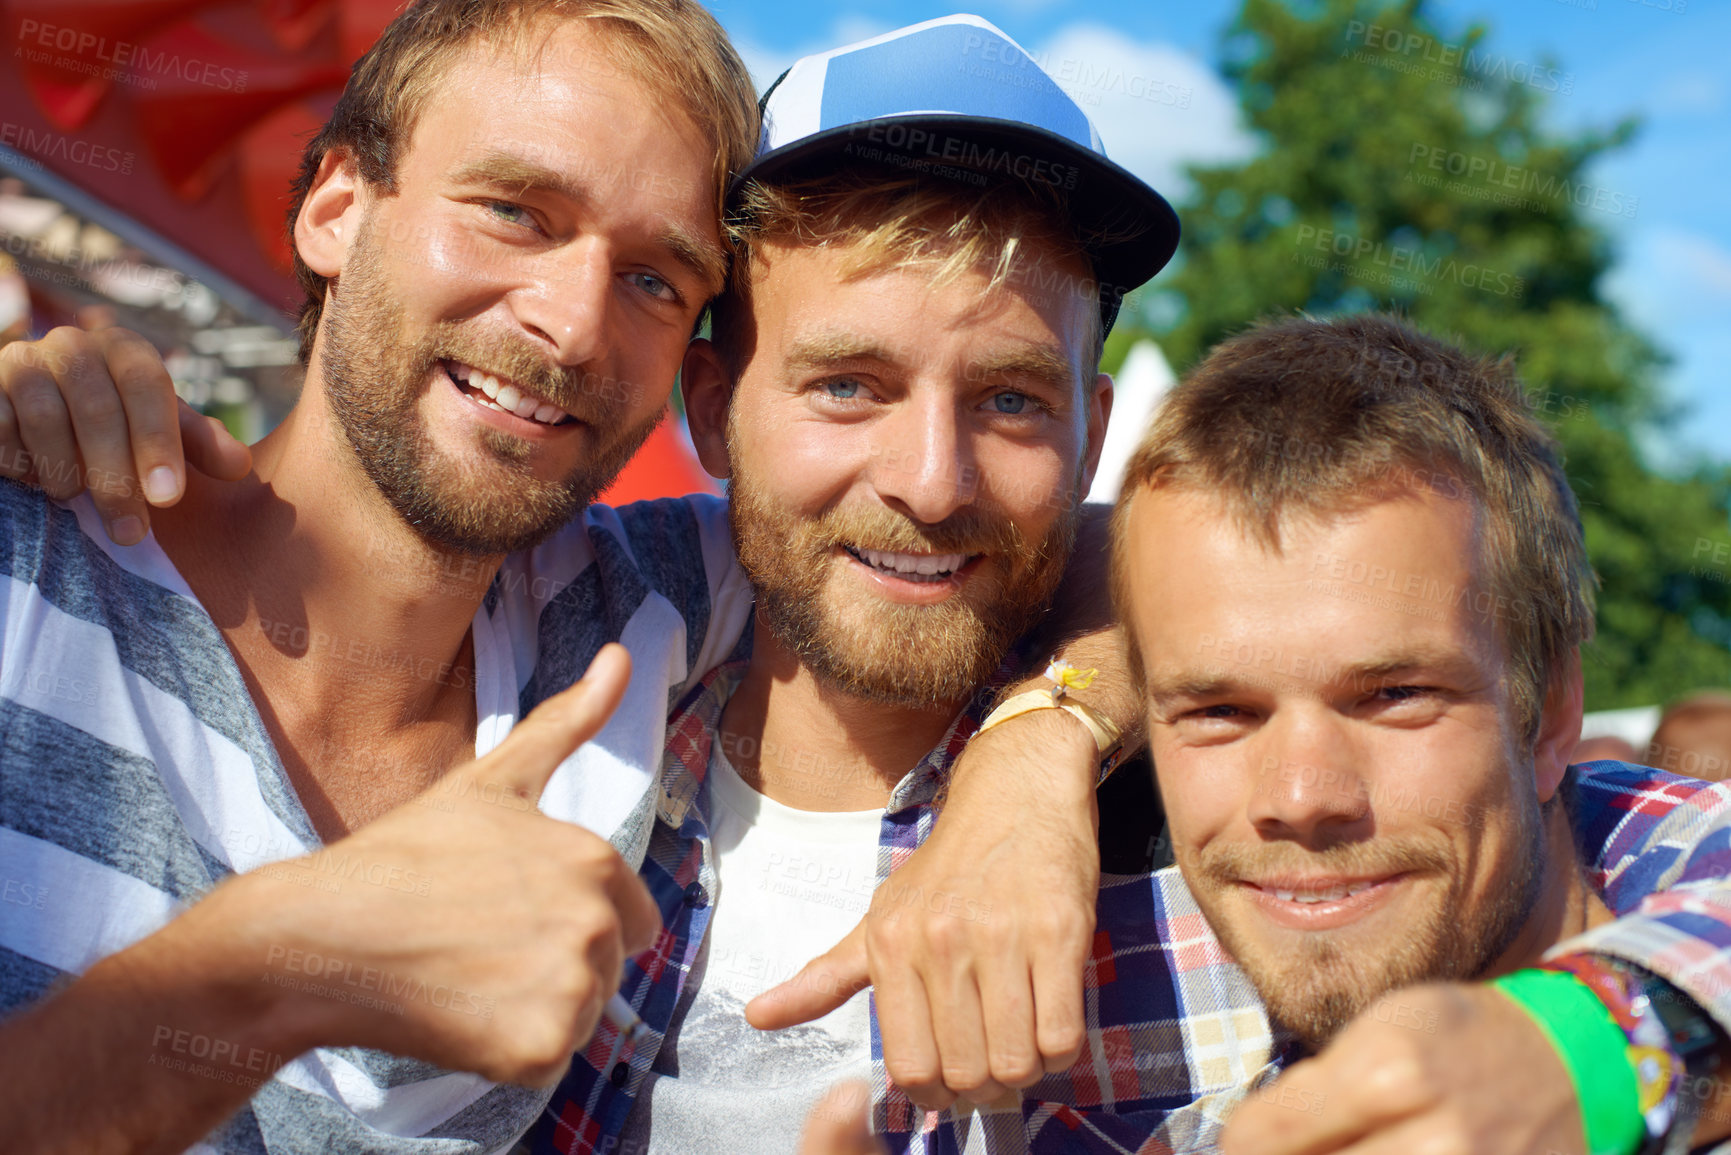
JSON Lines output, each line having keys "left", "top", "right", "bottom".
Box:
{"left": 0, "top": 0, "right": 1725, "bottom": 772}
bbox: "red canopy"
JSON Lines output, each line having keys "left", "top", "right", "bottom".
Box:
{"left": 0, "top": 0, "right": 718, "bottom": 500}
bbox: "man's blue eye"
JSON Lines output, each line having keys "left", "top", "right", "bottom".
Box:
{"left": 826, "top": 380, "right": 861, "bottom": 400}
{"left": 992, "top": 391, "right": 1029, "bottom": 414}
{"left": 633, "top": 272, "right": 673, "bottom": 300}
{"left": 487, "top": 201, "right": 532, "bottom": 227}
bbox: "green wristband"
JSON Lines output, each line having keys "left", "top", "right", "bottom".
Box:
{"left": 1490, "top": 968, "right": 1643, "bottom": 1155}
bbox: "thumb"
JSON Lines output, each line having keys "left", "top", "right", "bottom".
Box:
{"left": 452, "top": 643, "right": 632, "bottom": 805}
{"left": 747, "top": 921, "right": 870, "bottom": 1030}
{"left": 179, "top": 401, "right": 253, "bottom": 481}
{"left": 798, "top": 1081, "right": 885, "bottom": 1155}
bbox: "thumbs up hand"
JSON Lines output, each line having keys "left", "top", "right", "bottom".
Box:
{"left": 196, "top": 644, "right": 661, "bottom": 1087}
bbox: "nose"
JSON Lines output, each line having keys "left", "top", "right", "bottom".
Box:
{"left": 509, "top": 239, "right": 612, "bottom": 367}
{"left": 868, "top": 391, "right": 977, "bottom": 525}
{"left": 1246, "top": 708, "right": 1372, "bottom": 845}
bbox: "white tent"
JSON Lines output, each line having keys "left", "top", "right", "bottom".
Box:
{"left": 1088, "top": 338, "right": 1177, "bottom": 505}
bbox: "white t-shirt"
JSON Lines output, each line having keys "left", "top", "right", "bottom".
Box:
{"left": 622, "top": 743, "right": 885, "bottom": 1155}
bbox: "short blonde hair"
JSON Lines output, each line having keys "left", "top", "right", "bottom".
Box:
{"left": 710, "top": 171, "right": 1104, "bottom": 375}
{"left": 1109, "top": 314, "right": 1596, "bottom": 742}
{"left": 290, "top": 0, "right": 758, "bottom": 360}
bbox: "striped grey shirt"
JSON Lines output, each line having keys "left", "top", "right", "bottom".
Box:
{"left": 0, "top": 481, "right": 752, "bottom": 1153}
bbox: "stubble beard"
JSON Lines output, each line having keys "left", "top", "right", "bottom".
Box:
{"left": 1184, "top": 789, "right": 1546, "bottom": 1052}
{"left": 319, "top": 220, "right": 662, "bottom": 557}
{"left": 726, "top": 417, "right": 1081, "bottom": 710}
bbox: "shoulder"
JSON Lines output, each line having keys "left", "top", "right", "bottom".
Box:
{"left": 1566, "top": 760, "right": 1731, "bottom": 902}
{"left": 1566, "top": 759, "right": 1731, "bottom": 841}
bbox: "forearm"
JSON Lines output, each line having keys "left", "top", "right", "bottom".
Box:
{"left": 967, "top": 504, "right": 1144, "bottom": 799}
{"left": 0, "top": 881, "right": 307, "bottom": 1153}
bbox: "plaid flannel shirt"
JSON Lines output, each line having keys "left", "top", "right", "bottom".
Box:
{"left": 525, "top": 658, "right": 1731, "bottom": 1155}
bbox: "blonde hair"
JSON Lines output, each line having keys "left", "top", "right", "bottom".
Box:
{"left": 1109, "top": 314, "right": 1596, "bottom": 742}
{"left": 289, "top": 0, "right": 758, "bottom": 360}
{"left": 710, "top": 171, "right": 1104, "bottom": 374}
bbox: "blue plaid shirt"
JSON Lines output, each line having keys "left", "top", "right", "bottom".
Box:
{"left": 526, "top": 659, "right": 1731, "bottom": 1154}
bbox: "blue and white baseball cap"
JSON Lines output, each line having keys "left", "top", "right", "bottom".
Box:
{"left": 735, "top": 14, "right": 1182, "bottom": 333}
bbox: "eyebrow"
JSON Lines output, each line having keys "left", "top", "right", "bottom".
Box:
{"left": 1145, "top": 646, "right": 1476, "bottom": 707}
{"left": 783, "top": 333, "right": 899, "bottom": 371}
{"left": 449, "top": 153, "right": 728, "bottom": 297}
{"left": 782, "top": 334, "right": 1079, "bottom": 389}
{"left": 968, "top": 344, "right": 1079, "bottom": 391}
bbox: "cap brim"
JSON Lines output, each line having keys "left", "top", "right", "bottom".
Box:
{"left": 732, "top": 113, "right": 1181, "bottom": 298}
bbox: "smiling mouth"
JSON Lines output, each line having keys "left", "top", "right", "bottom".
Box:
{"left": 442, "top": 359, "right": 572, "bottom": 426}
{"left": 843, "top": 545, "right": 979, "bottom": 583}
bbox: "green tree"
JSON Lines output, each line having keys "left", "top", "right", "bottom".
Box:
{"left": 1109, "top": 0, "right": 1731, "bottom": 712}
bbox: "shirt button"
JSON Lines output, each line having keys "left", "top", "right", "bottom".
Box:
{"left": 682, "top": 882, "right": 706, "bottom": 908}
{"left": 610, "top": 1061, "right": 629, "bottom": 1087}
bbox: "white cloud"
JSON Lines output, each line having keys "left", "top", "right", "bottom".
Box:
{"left": 1651, "top": 71, "right": 1728, "bottom": 116}
{"left": 732, "top": 16, "right": 892, "bottom": 92}
{"left": 1604, "top": 227, "right": 1731, "bottom": 460}
{"left": 1032, "top": 23, "right": 1258, "bottom": 197}
{"left": 1607, "top": 226, "right": 1731, "bottom": 324}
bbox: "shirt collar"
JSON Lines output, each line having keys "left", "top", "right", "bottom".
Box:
{"left": 657, "top": 642, "right": 1029, "bottom": 825}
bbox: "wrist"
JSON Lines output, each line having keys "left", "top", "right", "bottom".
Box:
{"left": 1542, "top": 954, "right": 1725, "bottom": 1154}
{"left": 143, "top": 872, "right": 327, "bottom": 1060}
{"left": 964, "top": 705, "right": 1097, "bottom": 787}
{"left": 1491, "top": 967, "right": 1646, "bottom": 1155}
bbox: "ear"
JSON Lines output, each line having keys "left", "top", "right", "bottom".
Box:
{"left": 293, "top": 149, "right": 365, "bottom": 280}
{"left": 681, "top": 338, "right": 733, "bottom": 481}
{"left": 1077, "top": 371, "right": 1114, "bottom": 496}
{"left": 1532, "top": 649, "right": 1584, "bottom": 803}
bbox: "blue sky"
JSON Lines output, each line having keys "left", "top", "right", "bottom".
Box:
{"left": 706, "top": 0, "right": 1731, "bottom": 466}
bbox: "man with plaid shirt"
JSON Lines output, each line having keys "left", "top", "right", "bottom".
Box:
{"left": 1112, "top": 315, "right": 1731, "bottom": 1155}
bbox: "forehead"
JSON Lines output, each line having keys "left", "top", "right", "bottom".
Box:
{"left": 1123, "top": 484, "right": 1500, "bottom": 687}
{"left": 397, "top": 21, "right": 716, "bottom": 223}
{"left": 745, "top": 236, "right": 1096, "bottom": 372}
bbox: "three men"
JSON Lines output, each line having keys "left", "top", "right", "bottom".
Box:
{"left": 4, "top": 7, "right": 1729, "bottom": 1155}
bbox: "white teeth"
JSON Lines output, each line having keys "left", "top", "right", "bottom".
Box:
{"left": 533, "top": 403, "right": 562, "bottom": 424}
{"left": 450, "top": 362, "right": 473, "bottom": 383}
{"left": 513, "top": 395, "right": 541, "bottom": 419}
{"left": 1269, "top": 881, "right": 1374, "bottom": 904}
{"left": 496, "top": 384, "right": 523, "bottom": 411}
{"left": 478, "top": 373, "right": 501, "bottom": 399}
{"left": 856, "top": 548, "right": 967, "bottom": 576}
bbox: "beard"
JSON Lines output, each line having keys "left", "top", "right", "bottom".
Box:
{"left": 1183, "top": 794, "right": 1546, "bottom": 1052}
{"left": 726, "top": 418, "right": 1080, "bottom": 709}
{"left": 319, "top": 221, "right": 662, "bottom": 556}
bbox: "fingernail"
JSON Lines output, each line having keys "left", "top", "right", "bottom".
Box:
{"left": 109, "top": 516, "right": 144, "bottom": 546}
{"left": 144, "top": 466, "right": 179, "bottom": 505}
